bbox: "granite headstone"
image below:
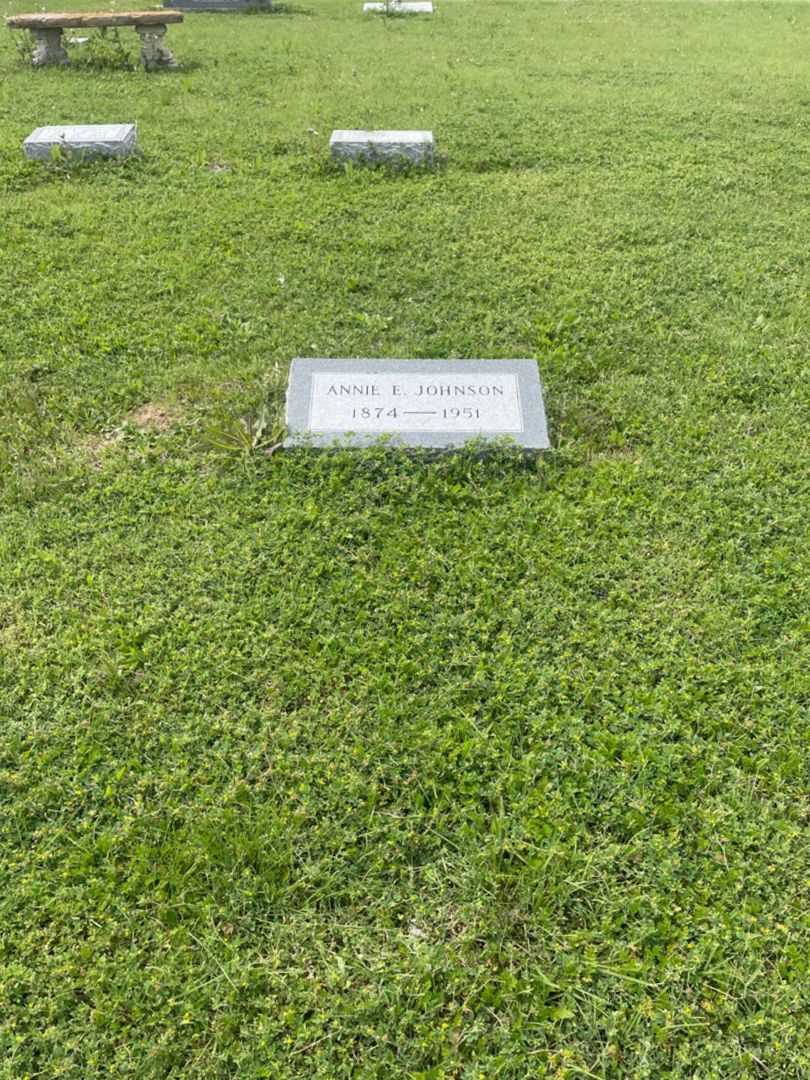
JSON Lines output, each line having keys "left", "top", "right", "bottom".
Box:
{"left": 363, "top": 2, "right": 434, "bottom": 12}
{"left": 23, "top": 124, "right": 137, "bottom": 161}
{"left": 330, "top": 130, "right": 435, "bottom": 167}
{"left": 164, "top": 0, "right": 271, "bottom": 10}
{"left": 285, "top": 359, "right": 550, "bottom": 451}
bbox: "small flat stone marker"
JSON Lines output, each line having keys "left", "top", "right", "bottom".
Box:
{"left": 165, "top": 0, "right": 271, "bottom": 10}
{"left": 285, "top": 359, "right": 550, "bottom": 451}
{"left": 330, "top": 130, "right": 434, "bottom": 167}
{"left": 23, "top": 124, "right": 138, "bottom": 161}
{"left": 363, "top": 2, "right": 433, "bottom": 12}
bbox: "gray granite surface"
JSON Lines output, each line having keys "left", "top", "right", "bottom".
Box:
{"left": 165, "top": 0, "right": 271, "bottom": 10}
{"left": 330, "top": 130, "right": 434, "bottom": 166}
{"left": 363, "top": 2, "right": 433, "bottom": 12}
{"left": 285, "top": 359, "right": 550, "bottom": 451}
{"left": 23, "top": 124, "right": 137, "bottom": 160}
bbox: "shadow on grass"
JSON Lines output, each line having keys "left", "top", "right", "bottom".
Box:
{"left": 6, "top": 155, "right": 155, "bottom": 194}
{"left": 268, "top": 3, "right": 315, "bottom": 13}
{"left": 236, "top": 3, "right": 315, "bottom": 13}
{"left": 8, "top": 52, "right": 204, "bottom": 76}
{"left": 311, "top": 155, "right": 449, "bottom": 182}
{"left": 275, "top": 440, "right": 550, "bottom": 487}
{"left": 179, "top": 3, "right": 313, "bottom": 12}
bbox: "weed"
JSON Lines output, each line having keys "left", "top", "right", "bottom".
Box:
{"left": 69, "top": 28, "right": 136, "bottom": 70}
{"left": 201, "top": 366, "right": 286, "bottom": 459}
{"left": 11, "top": 29, "right": 34, "bottom": 65}
{"left": 201, "top": 400, "right": 281, "bottom": 457}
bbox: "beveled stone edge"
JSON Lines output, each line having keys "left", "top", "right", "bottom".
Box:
{"left": 284, "top": 358, "right": 550, "bottom": 452}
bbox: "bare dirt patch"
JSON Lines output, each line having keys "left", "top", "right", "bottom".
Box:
{"left": 126, "top": 403, "right": 180, "bottom": 432}
{"left": 82, "top": 432, "right": 122, "bottom": 469}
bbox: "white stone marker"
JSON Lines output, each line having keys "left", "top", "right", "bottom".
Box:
{"left": 23, "top": 124, "right": 138, "bottom": 162}
{"left": 285, "top": 359, "right": 550, "bottom": 451}
{"left": 330, "top": 130, "right": 434, "bottom": 167}
{"left": 363, "top": 2, "right": 433, "bottom": 12}
{"left": 166, "top": 0, "right": 272, "bottom": 9}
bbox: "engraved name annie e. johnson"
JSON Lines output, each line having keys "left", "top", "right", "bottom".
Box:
{"left": 308, "top": 372, "right": 524, "bottom": 433}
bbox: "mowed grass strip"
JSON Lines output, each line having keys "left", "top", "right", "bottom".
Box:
{"left": 2, "top": 1, "right": 810, "bottom": 1076}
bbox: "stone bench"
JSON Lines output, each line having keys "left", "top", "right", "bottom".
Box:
{"left": 6, "top": 10, "right": 184, "bottom": 70}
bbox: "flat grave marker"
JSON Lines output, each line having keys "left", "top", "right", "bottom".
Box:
{"left": 23, "top": 124, "right": 138, "bottom": 161}
{"left": 330, "top": 130, "right": 435, "bottom": 167}
{"left": 363, "top": 2, "right": 434, "bottom": 12}
{"left": 285, "top": 359, "right": 550, "bottom": 451}
{"left": 165, "top": 0, "right": 272, "bottom": 11}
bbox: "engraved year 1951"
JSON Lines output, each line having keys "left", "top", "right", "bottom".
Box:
{"left": 443, "top": 407, "right": 480, "bottom": 419}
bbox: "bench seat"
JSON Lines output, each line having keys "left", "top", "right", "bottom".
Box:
{"left": 7, "top": 10, "right": 183, "bottom": 27}
{"left": 7, "top": 9, "right": 183, "bottom": 68}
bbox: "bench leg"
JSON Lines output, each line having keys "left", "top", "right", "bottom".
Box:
{"left": 136, "top": 24, "right": 177, "bottom": 71}
{"left": 31, "top": 28, "right": 70, "bottom": 66}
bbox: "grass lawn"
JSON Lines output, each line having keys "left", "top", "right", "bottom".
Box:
{"left": 2, "top": 0, "right": 810, "bottom": 1075}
